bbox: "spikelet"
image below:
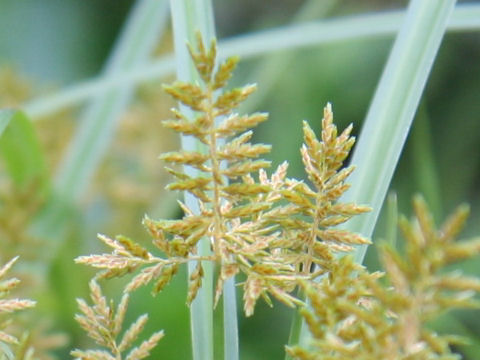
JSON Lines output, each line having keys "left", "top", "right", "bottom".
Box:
{"left": 288, "top": 195, "right": 480, "bottom": 359}
{"left": 280, "top": 104, "right": 370, "bottom": 277}
{"left": 0, "top": 256, "right": 67, "bottom": 359}
{"left": 0, "top": 257, "right": 36, "bottom": 356}
{"left": 71, "top": 280, "right": 163, "bottom": 360}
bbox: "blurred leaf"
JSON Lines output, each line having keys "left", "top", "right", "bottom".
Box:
{"left": 242, "top": 0, "right": 338, "bottom": 112}
{"left": 55, "top": 0, "right": 170, "bottom": 202}
{"left": 0, "top": 109, "right": 49, "bottom": 193}
{"left": 410, "top": 105, "right": 443, "bottom": 220}
{"left": 31, "top": 0, "right": 170, "bottom": 244}
{"left": 385, "top": 192, "right": 398, "bottom": 249}
{"left": 24, "top": 3, "right": 480, "bottom": 119}
{"left": 430, "top": 312, "right": 480, "bottom": 359}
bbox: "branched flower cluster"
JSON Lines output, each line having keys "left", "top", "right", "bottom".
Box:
{"left": 287, "top": 195, "right": 480, "bottom": 359}
{"left": 71, "top": 280, "right": 163, "bottom": 360}
{"left": 75, "top": 34, "right": 368, "bottom": 317}
{"left": 274, "top": 105, "right": 370, "bottom": 279}
{"left": 0, "top": 256, "right": 36, "bottom": 358}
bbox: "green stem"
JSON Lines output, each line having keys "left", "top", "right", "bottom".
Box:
{"left": 285, "top": 290, "right": 307, "bottom": 360}
{"left": 411, "top": 105, "right": 443, "bottom": 220}
{"left": 385, "top": 192, "right": 398, "bottom": 249}
{"left": 223, "top": 277, "right": 239, "bottom": 360}
{"left": 283, "top": 4, "right": 339, "bottom": 357}
{"left": 169, "top": 2, "right": 232, "bottom": 360}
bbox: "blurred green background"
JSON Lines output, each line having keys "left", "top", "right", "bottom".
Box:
{"left": 0, "top": 0, "right": 479, "bottom": 359}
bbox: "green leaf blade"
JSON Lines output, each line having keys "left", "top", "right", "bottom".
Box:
{"left": 0, "top": 109, "right": 49, "bottom": 193}
{"left": 341, "top": 0, "right": 457, "bottom": 264}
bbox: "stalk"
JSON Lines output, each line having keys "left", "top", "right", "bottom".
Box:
{"left": 285, "top": 290, "right": 306, "bottom": 360}
{"left": 222, "top": 277, "right": 239, "bottom": 360}
{"left": 169, "top": 2, "right": 233, "bottom": 360}
{"left": 282, "top": 3, "right": 338, "bottom": 357}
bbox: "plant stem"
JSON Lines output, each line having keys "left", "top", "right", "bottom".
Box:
{"left": 284, "top": 290, "right": 306, "bottom": 360}
{"left": 282, "top": 5, "right": 339, "bottom": 356}
{"left": 169, "top": 2, "right": 227, "bottom": 360}
{"left": 223, "top": 277, "right": 239, "bottom": 360}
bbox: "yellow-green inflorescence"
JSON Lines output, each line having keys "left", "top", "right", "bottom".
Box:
{"left": 287, "top": 196, "right": 480, "bottom": 359}
{"left": 71, "top": 280, "right": 163, "bottom": 360}
{"left": 0, "top": 257, "right": 36, "bottom": 355}
{"left": 76, "top": 33, "right": 369, "bottom": 318}
{"left": 77, "top": 33, "right": 368, "bottom": 316}
{"left": 74, "top": 34, "right": 480, "bottom": 360}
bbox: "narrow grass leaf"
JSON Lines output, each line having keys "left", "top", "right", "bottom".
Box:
{"left": 339, "top": 0, "right": 457, "bottom": 264}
